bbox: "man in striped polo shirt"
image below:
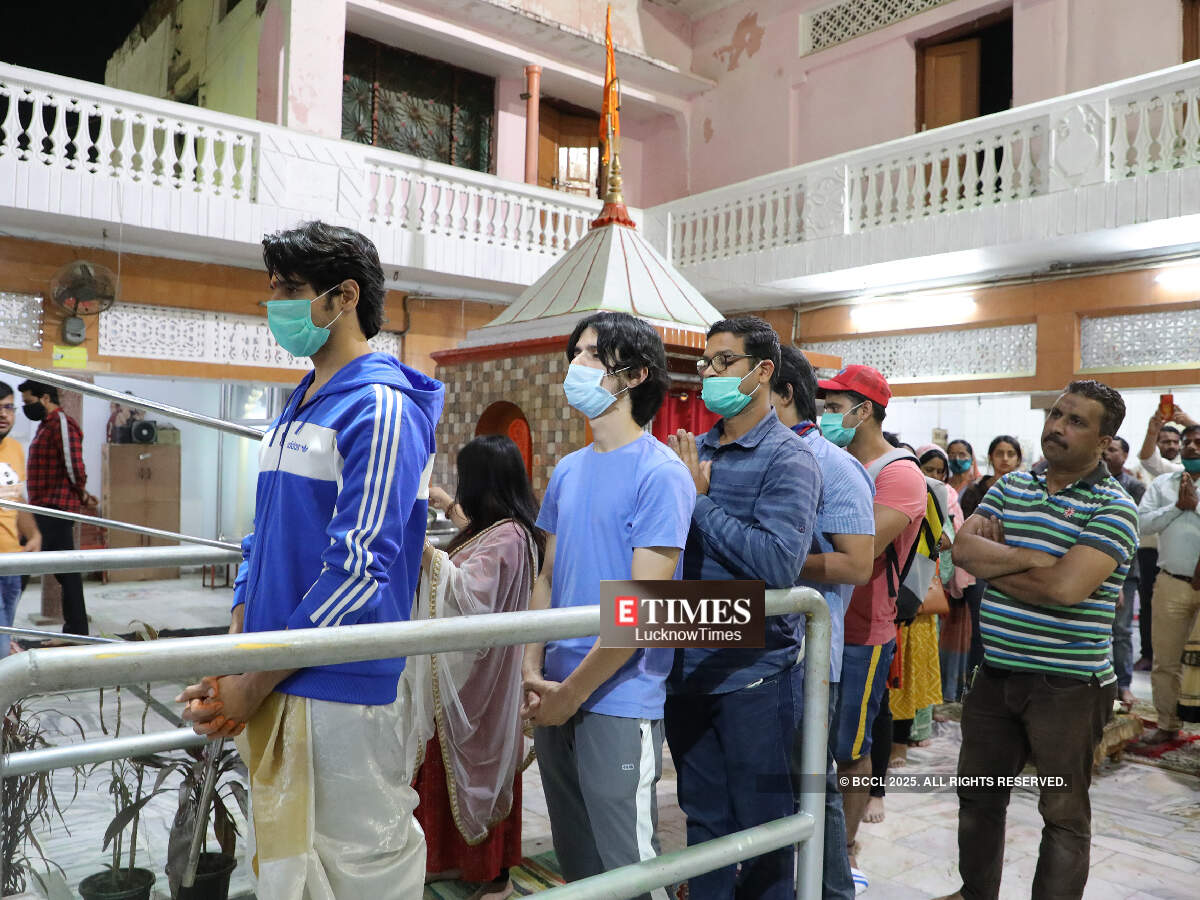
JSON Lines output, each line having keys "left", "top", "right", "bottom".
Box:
{"left": 939, "top": 380, "right": 1138, "bottom": 900}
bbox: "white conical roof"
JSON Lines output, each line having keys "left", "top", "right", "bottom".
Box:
{"left": 458, "top": 220, "right": 723, "bottom": 348}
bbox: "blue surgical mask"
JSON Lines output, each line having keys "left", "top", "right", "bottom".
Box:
{"left": 701, "top": 361, "right": 762, "bottom": 418}
{"left": 1182, "top": 458, "right": 1200, "bottom": 474}
{"left": 266, "top": 286, "right": 343, "bottom": 358}
{"left": 950, "top": 457, "right": 973, "bottom": 474}
{"left": 819, "top": 402, "right": 866, "bottom": 448}
{"left": 563, "top": 363, "right": 628, "bottom": 419}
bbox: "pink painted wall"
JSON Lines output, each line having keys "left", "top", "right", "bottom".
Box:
{"left": 281, "top": 0, "right": 346, "bottom": 138}
{"left": 495, "top": 75, "right": 528, "bottom": 183}
{"left": 627, "top": 112, "right": 689, "bottom": 208}
{"left": 682, "top": 0, "right": 1188, "bottom": 197}
{"left": 257, "top": 0, "right": 286, "bottom": 124}
{"left": 1013, "top": 0, "right": 1181, "bottom": 104}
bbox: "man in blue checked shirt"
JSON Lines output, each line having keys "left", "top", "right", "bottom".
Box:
{"left": 666, "top": 316, "right": 822, "bottom": 900}
{"left": 940, "top": 380, "right": 1138, "bottom": 900}
{"left": 772, "top": 346, "right": 876, "bottom": 900}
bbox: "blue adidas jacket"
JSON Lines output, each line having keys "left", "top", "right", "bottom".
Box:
{"left": 233, "top": 353, "right": 444, "bottom": 705}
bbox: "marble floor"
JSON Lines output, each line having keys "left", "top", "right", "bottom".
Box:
{"left": 7, "top": 575, "right": 1199, "bottom": 899}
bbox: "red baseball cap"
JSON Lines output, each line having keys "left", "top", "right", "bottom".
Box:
{"left": 817, "top": 364, "right": 892, "bottom": 409}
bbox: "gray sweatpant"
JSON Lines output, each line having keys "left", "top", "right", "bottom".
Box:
{"left": 534, "top": 710, "right": 670, "bottom": 900}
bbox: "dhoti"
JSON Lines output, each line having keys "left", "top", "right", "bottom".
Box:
{"left": 235, "top": 689, "right": 426, "bottom": 899}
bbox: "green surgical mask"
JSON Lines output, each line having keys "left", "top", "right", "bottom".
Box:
{"left": 701, "top": 362, "right": 762, "bottom": 417}
{"left": 267, "top": 285, "right": 343, "bottom": 358}
{"left": 819, "top": 402, "right": 866, "bottom": 448}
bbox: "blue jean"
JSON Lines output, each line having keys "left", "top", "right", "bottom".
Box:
{"left": 1112, "top": 579, "right": 1137, "bottom": 690}
{"left": 0, "top": 575, "right": 22, "bottom": 658}
{"left": 821, "top": 683, "right": 855, "bottom": 900}
{"left": 832, "top": 640, "right": 896, "bottom": 763}
{"left": 666, "top": 664, "right": 801, "bottom": 900}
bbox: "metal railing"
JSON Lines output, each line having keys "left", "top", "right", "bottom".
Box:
{"left": 0, "top": 588, "right": 831, "bottom": 899}
{"left": 0, "top": 498, "right": 241, "bottom": 551}
{"left": 0, "top": 545, "right": 241, "bottom": 576}
{"left": 0, "top": 358, "right": 264, "bottom": 440}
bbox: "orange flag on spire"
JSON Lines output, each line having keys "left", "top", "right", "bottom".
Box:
{"left": 600, "top": 4, "right": 620, "bottom": 163}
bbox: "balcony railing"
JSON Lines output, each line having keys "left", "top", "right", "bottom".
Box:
{"left": 0, "top": 63, "right": 605, "bottom": 291}
{"left": 654, "top": 60, "right": 1200, "bottom": 270}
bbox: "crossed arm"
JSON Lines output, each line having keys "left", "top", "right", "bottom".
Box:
{"left": 951, "top": 513, "right": 1120, "bottom": 607}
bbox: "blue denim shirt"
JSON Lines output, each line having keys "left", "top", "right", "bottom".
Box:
{"left": 669, "top": 409, "right": 823, "bottom": 694}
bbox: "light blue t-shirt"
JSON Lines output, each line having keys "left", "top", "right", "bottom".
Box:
{"left": 537, "top": 433, "right": 696, "bottom": 719}
{"left": 792, "top": 424, "right": 876, "bottom": 684}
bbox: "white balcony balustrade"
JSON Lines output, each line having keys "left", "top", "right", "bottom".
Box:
{"left": 649, "top": 60, "right": 1200, "bottom": 305}
{"left": 0, "top": 63, "right": 608, "bottom": 297}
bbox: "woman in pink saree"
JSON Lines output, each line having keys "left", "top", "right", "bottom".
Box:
{"left": 404, "top": 435, "right": 545, "bottom": 900}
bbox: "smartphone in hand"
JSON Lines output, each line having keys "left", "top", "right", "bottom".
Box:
{"left": 1159, "top": 393, "right": 1175, "bottom": 421}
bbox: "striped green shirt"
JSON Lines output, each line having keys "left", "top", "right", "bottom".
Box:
{"left": 976, "top": 464, "right": 1139, "bottom": 685}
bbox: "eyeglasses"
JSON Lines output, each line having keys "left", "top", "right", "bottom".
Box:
{"left": 0, "top": 404, "right": 15, "bottom": 415}
{"left": 696, "top": 352, "right": 756, "bottom": 375}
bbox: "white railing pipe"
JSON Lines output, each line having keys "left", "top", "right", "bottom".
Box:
{"left": 0, "top": 358, "right": 265, "bottom": 441}
{"left": 0, "top": 545, "right": 242, "bottom": 576}
{"left": 0, "top": 498, "right": 241, "bottom": 551}
{"left": 0, "top": 588, "right": 829, "bottom": 899}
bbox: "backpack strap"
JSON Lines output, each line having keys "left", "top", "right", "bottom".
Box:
{"left": 866, "top": 447, "right": 919, "bottom": 481}
{"left": 866, "top": 449, "right": 924, "bottom": 602}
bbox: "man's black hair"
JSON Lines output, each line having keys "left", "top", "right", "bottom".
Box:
{"left": 566, "top": 312, "right": 670, "bottom": 427}
{"left": 0, "top": 380, "right": 11, "bottom": 400}
{"left": 262, "top": 221, "right": 386, "bottom": 339}
{"left": 1111, "top": 436, "right": 1130, "bottom": 454}
{"left": 1180, "top": 423, "right": 1200, "bottom": 440}
{"left": 1066, "top": 379, "right": 1126, "bottom": 438}
{"left": 706, "top": 316, "right": 781, "bottom": 372}
{"left": 17, "top": 380, "right": 58, "bottom": 404}
{"left": 771, "top": 345, "right": 818, "bottom": 422}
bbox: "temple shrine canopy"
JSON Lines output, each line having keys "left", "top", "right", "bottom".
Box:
{"left": 458, "top": 184, "right": 724, "bottom": 350}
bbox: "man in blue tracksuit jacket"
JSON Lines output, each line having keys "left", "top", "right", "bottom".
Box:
{"left": 180, "top": 221, "right": 443, "bottom": 899}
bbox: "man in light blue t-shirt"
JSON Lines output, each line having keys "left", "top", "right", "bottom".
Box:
{"left": 522, "top": 312, "right": 695, "bottom": 900}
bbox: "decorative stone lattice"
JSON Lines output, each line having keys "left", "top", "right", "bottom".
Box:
{"left": 98, "top": 303, "right": 405, "bottom": 370}
{"left": 1080, "top": 308, "right": 1200, "bottom": 370}
{"left": 801, "top": 0, "right": 958, "bottom": 55}
{"left": 0, "top": 292, "right": 43, "bottom": 351}
{"left": 804, "top": 324, "right": 1036, "bottom": 384}
{"left": 435, "top": 352, "right": 583, "bottom": 497}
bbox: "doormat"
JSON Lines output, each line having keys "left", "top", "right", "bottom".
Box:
{"left": 424, "top": 852, "right": 564, "bottom": 899}
{"left": 1127, "top": 717, "right": 1200, "bottom": 777}
{"left": 14, "top": 625, "right": 228, "bottom": 650}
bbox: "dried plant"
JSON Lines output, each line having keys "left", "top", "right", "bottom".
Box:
{"left": 1, "top": 701, "right": 83, "bottom": 897}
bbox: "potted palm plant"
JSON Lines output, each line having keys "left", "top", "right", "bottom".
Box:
{"left": 153, "top": 741, "right": 244, "bottom": 900}
{"left": 77, "top": 687, "right": 167, "bottom": 900}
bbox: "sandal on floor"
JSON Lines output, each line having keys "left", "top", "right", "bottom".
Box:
{"left": 466, "top": 879, "right": 513, "bottom": 900}
{"left": 851, "top": 867, "right": 869, "bottom": 895}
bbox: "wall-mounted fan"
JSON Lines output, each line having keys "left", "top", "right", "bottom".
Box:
{"left": 49, "top": 261, "right": 118, "bottom": 345}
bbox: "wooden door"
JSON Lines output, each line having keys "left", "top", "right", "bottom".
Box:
{"left": 538, "top": 105, "right": 601, "bottom": 196}
{"left": 1187, "top": 0, "right": 1200, "bottom": 63}
{"left": 921, "top": 38, "right": 981, "bottom": 131}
